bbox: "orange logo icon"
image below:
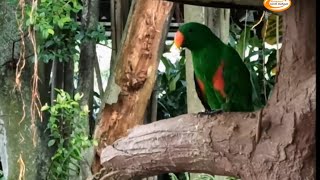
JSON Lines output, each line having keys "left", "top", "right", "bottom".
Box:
{"left": 263, "top": 0, "right": 292, "bottom": 12}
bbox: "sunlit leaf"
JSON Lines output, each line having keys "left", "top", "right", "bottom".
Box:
{"left": 47, "top": 28, "right": 54, "bottom": 35}
{"left": 41, "top": 103, "right": 50, "bottom": 111}
{"left": 74, "top": 93, "right": 83, "bottom": 101}
{"left": 48, "top": 139, "right": 55, "bottom": 147}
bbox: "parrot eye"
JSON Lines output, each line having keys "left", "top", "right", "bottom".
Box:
{"left": 188, "top": 28, "right": 193, "bottom": 33}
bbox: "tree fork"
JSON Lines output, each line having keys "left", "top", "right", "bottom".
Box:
{"left": 98, "top": 0, "right": 315, "bottom": 179}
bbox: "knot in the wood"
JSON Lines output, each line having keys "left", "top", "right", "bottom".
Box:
{"left": 123, "top": 71, "right": 148, "bottom": 92}
{"left": 144, "top": 14, "right": 152, "bottom": 25}
{"left": 129, "top": 71, "right": 147, "bottom": 91}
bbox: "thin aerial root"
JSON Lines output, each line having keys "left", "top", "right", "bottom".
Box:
{"left": 29, "top": 29, "right": 42, "bottom": 147}
{"left": 251, "top": 11, "right": 266, "bottom": 30}
{"left": 18, "top": 154, "right": 26, "bottom": 180}
{"left": 15, "top": 0, "right": 27, "bottom": 92}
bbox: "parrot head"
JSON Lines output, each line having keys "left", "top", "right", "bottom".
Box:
{"left": 174, "top": 22, "right": 219, "bottom": 51}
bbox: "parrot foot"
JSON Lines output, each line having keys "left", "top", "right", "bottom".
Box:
{"left": 196, "top": 109, "right": 223, "bottom": 117}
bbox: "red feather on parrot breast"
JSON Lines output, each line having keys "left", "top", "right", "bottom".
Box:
{"left": 212, "top": 62, "right": 227, "bottom": 98}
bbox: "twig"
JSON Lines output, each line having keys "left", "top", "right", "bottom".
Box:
{"left": 251, "top": 11, "right": 265, "bottom": 30}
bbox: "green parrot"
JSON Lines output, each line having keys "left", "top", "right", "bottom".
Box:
{"left": 173, "top": 22, "right": 254, "bottom": 113}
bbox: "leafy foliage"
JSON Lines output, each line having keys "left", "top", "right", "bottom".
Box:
{"left": 230, "top": 23, "right": 278, "bottom": 108}
{"left": 25, "top": 0, "right": 81, "bottom": 62}
{"left": 157, "top": 55, "right": 187, "bottom": 119}
{"left": 41, "top": 89, "right": 96, "bottom": 179}
{"left": 24, "top": 0, "right": 106, "bottom": 63}
{"left": 169, "top": 172, "right": 190, "bottom": 180}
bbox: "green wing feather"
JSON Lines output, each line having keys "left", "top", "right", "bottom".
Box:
{"left": 222, "top": 45, "right": 254, "bottom": 112}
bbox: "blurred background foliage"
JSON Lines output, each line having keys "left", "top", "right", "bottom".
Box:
{"left": 157, "top": 54, "right": 187, "bottom": 119}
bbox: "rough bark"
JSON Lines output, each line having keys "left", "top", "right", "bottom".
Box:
{"left": 92, "top": 0, "right": 174, "bottom": 174}
{"left": 63, "top": 60, "right": 74, "bottom": 95}
{"left": 78, "top": 0, "right": 100, "bottom": 134}
{"left": 165, "top": 0, "right": 263, "bottom": 9}
{"left": 99, "top": 0, "right": 316, "bottom": 179}
{"left": 0, "top": 2, "right": 52, "bottom": 180}
{"left": 76, "top": 0, "right": 100, "bottom": 178}
{"left": 100, "top": 0, "right": 131, "bottom": 116}
{"left": 101, "top": 113, "right": 257, "bottom": 179}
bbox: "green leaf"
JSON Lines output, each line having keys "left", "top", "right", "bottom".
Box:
{"left": 81, "top": 105, "right": 89, "bottom": 114}
{"left": 57, "top": 20, "right": 64, "bottom": 29}
{"left": 56, "top": 94, "right": 62, "bottom": 103}
{"left": 235, "top": 27, "right": 251, "bottom": 60}
{"left": 92, "top": 140, "right": 98, "bottom": 146}
{"left": 169, "top": 73, "right": 180, "bottom": 92}
{"left": 248, "top": 36, "right": 262, "bottom": 48}
{"left": 161, "top": 56, "right": 174, "bottom": 71}
{"left": 41, "top": 103, "right": 50, "bottom": 111}
{"left": 48, "top": 139, "right": 55, "bottom": 147}
{"left": 74, "top": 92, "right": 83, "bottom": 101}
{"left": 41, "top": 30, "right": 49, "bottom": 39}
{"left": 26, "top": 18, "right": 32, "bottom": 26}
{"left": 47, "top": 28, "right": 54, "bottom": 35}
{"left": 61, "top": 16, "right": 71, "bottom": 23}
{"left": 168, "top": 173, "right": 179, "bottom": 180}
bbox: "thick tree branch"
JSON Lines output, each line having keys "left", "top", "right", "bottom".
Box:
{"left": 100, "top": 112, "right": 259, "bottom": 179}
{"left": 164, "top": 0, "right": 264, "bottom": 10}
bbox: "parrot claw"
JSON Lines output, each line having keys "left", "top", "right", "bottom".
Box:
{"left": 196, "top": 109, "right": 223, "bottom": 118}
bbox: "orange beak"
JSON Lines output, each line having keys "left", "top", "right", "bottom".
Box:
{"left": 174, "top": 30, "right": 184, "bottom": 49}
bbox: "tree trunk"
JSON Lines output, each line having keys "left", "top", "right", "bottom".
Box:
{"left": 78, "top": 0, "right": 100, "bottom": 135}
{"left": 208, "top": 8, "right": 230, "bottom": 44}
{"left": 75, "top": 0, "right": 100, "bottom": 178}
{"left": 0, "top": 2, "right": 51, "bottom": 179}
{"left": 98, "top": 0, "right": 315, "bottom": 179}
{"left": 92, "top": 0, "right": 174, "bottom": 174}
